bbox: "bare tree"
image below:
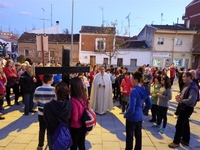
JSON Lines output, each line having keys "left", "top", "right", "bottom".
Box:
{"left": 96, "top": 20, "right": 127, "bottom": 66}
{"left": 63, "top": 28, "right": 69, "bottom": 34}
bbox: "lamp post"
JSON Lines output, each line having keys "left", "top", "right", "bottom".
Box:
{"left": 70, "top": 0, "right": 74, "bottom": 65}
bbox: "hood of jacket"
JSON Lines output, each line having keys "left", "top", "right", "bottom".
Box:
{"left": 48, "top": 99, "right": 72, "bottom": 121}
{"left": 134, "top": 85, "right": 150, "bottom": 99}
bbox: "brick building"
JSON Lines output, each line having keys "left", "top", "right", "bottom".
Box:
{"left": 182, "top": 0, "right": 200, "bottom": 68}
{"left": 79, "top": 26, "right": 115, "bottom": 66}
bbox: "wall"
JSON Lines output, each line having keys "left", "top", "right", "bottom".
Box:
{"left": 154, "top": 33, "right": 194, "bottom": 52}
{"left": 18, "top": 42, "right": 79, "bottom": 64}
{"left": 79, "top": 49, "right": 151, "bottom": 68}
{"left": 80, "top": 33, "right": 114, "bottom": 52}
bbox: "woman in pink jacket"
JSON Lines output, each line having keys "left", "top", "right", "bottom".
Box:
{"left": 70, "top": 77, "right": 88, "bottom": 150}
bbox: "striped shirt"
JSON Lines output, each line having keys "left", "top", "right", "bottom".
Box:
{"left": 33, "top": 84, "right": 56, "bottom": 116}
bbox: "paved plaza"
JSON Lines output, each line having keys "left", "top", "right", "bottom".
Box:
{"left": 0, "top": 82, "right": 200, "bottom": 150}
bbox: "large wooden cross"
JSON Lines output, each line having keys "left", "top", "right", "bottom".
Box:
{"left": 33, "top": 48, "right": 90, "bottom": 85}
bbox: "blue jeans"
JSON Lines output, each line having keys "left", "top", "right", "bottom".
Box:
{"left": 125, "top": 120, "right": 142, "bottom": 150}
{"left": 24, "top": 93, "right": 34, "bottom": 114}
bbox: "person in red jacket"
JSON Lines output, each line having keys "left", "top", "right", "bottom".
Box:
{"left": 3, "top": 59, "right": 19, "bottom": 106}
{"left": 0, "top": 66, "right": 6, "bottom": 120}
{"left": 169, "top": 63, "right": 176, "bottom": 86}
{"left": 120, "top": 72, "right": 134, "bottom": 113}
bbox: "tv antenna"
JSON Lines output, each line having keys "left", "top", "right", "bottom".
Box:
{"left": 126, "top": 13, "right": 131, "bottom": 37}
{"left": 161, "top": 13, "right": 164, "bottom": 25}
{"left": 100, "top": 7, "right": 105, "bottom": 27}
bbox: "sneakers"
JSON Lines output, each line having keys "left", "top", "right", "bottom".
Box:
{"left": 168, "top": 142, "right": 180, "bottom": 148}
{"left": 0, "top": 113, "right": 5, "bottom": 120}
{"left": 159, "top": 128, "right": 166, "bottom": 134}
{"left": 37, "top": 147, "right": 43, "bottom": 150}
{"left": 149, "top": 119, "right": 156, "bottom": 122}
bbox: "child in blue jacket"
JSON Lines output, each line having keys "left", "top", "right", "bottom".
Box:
{"left": 124, "top": 71, "right": 152, "bottom": 150}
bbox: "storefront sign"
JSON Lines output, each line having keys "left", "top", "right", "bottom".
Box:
{"left": 153, "top": 52, "right": 171, "bottom": 57}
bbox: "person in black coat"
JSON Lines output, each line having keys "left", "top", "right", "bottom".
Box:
{"left": 19, "top": 65, "right": 37, "bottom": 115}
{"left": 178, "top": 67, "right": 185, "bottom": 92}
{"left": 43, "top": 82, "right": 72, "bottom": 150}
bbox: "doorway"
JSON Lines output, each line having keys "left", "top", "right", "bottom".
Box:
{"left": 90, "top": 56, "right": 96, "bottom": 67}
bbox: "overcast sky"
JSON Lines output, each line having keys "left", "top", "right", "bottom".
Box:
{"left": 0, "top": 0, "right": 192, "bottom": 36}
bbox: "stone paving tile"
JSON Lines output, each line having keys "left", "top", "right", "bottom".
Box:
{"left": 3, "top": 143, "right": 27, "bottom": 150}
{"left": 0, "top": 135, "right": 15, "bottom": 147}
{"left": 86, "top": 134, "right": 102, "bottom": 144}
{"left": 102, "top": 141, "right": 120, "bottom": 150}
{"left": 11, "top": 133, "right": 35, "bottom": 144}
{"left": 0, "top": 82, "right": 199, "bottom": 150}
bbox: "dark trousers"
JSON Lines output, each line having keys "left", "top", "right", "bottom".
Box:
{"left": 47, "top": 135, "right": 53, "bottom": 150}
{"left": 0, "top": 96, "right": 4, "bottom": 112}
{"left": 173, "top": 106, "right": 194, "bottom": 144}
{"left": 150, "top": 104, "right": 158, "bottom": 121}
{"left": 24, "top": 93, "right": 34, "bottom": 114}
{"left": 170, "top": 78, "right": 174, "bottom": 86}
{"left": 6, "top": 83, "right": 19, "bottom": 105}
{"left": 174, "top": 103, "right": 180, "bottom": 116}
{"left": 157, "top": 106, "right": 168, "bottom": 128}
{"left": 125, "top": 120, "right": 142, "bottom": 150}
{"left": 70, "top": 127, "right": 86, "bottom": 150}
{"left": 38, "top": 115, "right": 47, "bottom": 147}
{"left": 122, "top": 95, "right": 129, "bottom": 112}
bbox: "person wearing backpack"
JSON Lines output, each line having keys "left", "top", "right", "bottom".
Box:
{"left": 43, "top": 82, "right": 72, "bottom": 150}
{"left": 168, "top": 72, "right": 199, "bottom": 148}
{"left": 70, "top": 77, "right": 88, "bottom": 150}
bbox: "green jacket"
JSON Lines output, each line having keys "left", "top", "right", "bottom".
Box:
{"left": 150, "top": 84, "right": 161, "bottom": 105}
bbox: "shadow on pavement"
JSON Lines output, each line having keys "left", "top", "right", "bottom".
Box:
{"left": 0, "top": 112, "right": 37, "bottom": 140}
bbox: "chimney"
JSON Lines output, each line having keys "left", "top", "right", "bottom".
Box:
{"left": 186, "top": 19, "right": 190, "bottom": 28}
{"left": 56, "top": 21, "right": 59, "bottom": 25}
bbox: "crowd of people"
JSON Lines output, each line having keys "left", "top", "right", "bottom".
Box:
{"left": 0, "top": 56, "right": 199, "bottom": 150}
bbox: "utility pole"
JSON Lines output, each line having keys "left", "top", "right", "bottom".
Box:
{"left": 126, "top": 13, "right": 131, "bottom": 37}
{"left": 70, "top": 0, "right": 74, "bottom": 64}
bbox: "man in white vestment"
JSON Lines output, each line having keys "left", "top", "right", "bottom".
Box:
{"left": 90, "top": 65, "right": 113, "bottom": 115}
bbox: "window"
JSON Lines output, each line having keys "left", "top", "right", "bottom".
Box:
{"left": 50, "top": 51, "right": 55, "bottom": 58}
{"left": 117, "top": 58, "right": 123, "bottom": 67}
{"left": 95, "top": 38, "right": 106, "bottom": 52}
{"left": 103, "top": 58, "right": 108, "bottom": 65}
{"left": 176, "top": 38, "right": 182, "bottom": 45}
{"left": 173, "top": 59, "right": 182, "bottom": 66}
{"left": 153, "top": 58, "right": 162, "bottom": 67}
{"left": 24, "top": 49, "right": 29, "bottom": 56}
{"left": 130, "top": 59, "right": 137, "bottom": 67}
{"left": 157, "top": 37, "right": 164, "bottom": 45}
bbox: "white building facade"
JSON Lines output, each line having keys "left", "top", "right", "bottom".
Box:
{"left": 137, "top": 25, "right": 196, "bottom": 69}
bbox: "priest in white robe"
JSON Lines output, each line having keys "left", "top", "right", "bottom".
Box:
{"left": 90, "top": 65, "right": 113, "bottom": 115}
